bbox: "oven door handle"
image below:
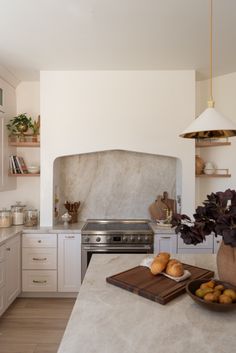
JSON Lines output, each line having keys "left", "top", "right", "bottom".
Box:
{"left": 82, "top": 246, "right": 152, "bottom": 251}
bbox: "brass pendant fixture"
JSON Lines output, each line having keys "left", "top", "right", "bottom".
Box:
{"left": 180, "top": 0, "right": 236, "bottom": 139}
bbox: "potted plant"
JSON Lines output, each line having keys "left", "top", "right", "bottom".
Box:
{"left": 6, "top": 113, "right": 33, "bottom": 141}
{"left": 171, "top": 189, "right": 236, "bottom": 285}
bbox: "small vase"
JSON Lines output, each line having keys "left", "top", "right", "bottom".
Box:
{"left": 217, "top": 241, "right": 236, "bottom": 286}
{"left": 195, "top": 155, "right": 204, "bottom": 175}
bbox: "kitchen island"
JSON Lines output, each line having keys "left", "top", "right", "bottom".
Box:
{"left": 58, "top": 254, "right": 235, "bottom": 353}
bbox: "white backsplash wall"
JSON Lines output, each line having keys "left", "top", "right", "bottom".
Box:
{"left": 55, "top": 150, "right": 176, "bottom": 221}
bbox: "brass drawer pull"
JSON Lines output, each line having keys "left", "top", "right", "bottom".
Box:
{"left": 32, "top": 280, "right": 47, "bottom": 284}
{"left": 6, "top": 247, "right": 11, "bottom": 251}
{"left": 37, "top": 240, "right": 42, "bottom": 243}
{"left": 32, "top": 257, "right": 47, "bottom": 261}
{"left": 65, "top": 235, "right": 75, "bottom": 239}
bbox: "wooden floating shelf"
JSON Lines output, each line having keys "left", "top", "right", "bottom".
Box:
{"left": 8, "top": 173, "right": 40, "bottom": 177}
{"left": 9, "top": 142, "right": 40, "bottom": 147}
{"left": 196, "top": 141, "right": 231, "bottom": 148}
{"left": 196, "top": 174, "right": 231, "bottom": 178}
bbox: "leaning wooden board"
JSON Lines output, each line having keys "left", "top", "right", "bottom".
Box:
{"left": 106, "top": 264, "right": 214, "bottom": 305}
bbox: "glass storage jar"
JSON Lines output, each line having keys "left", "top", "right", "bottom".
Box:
{"left": 0, "top": 209, "right": 12, "bottom": 228}
{"left": 24, "top": 209, "right": 39, "bottom": 227}
{"left": 11, "top": 202, "right": 26, "bottom": 225}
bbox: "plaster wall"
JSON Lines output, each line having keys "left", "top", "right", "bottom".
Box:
{"left": 40, "top": 70, "right": 196, "bottom": 226}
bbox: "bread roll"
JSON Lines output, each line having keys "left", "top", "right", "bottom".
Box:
{"left": 166, "top": 262, "right": 184, "bottom": 277}
{"left": 166, "top": 259, "right": 180, "bottom": 268}
{"left": 155, "top": 252, "right": 170, "bottom": 263}
{"left": 150, "top": 259, "right": 167, "bottom": 275}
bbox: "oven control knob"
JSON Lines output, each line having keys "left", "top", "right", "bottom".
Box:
{"left": 96, "top": 237, "right": 101, "bottom": 242}
{"left": 85, "top": 237, "right": 90, "bottom": 243}
{"left": 137, "top": 236, "right": 141, "bottom": 242}
{"left": 145, "top": 235, "right": 149, "bottom": 242}
{"left": 123, "top": 236, "right": 127, "bottom": 242}
{"left": 130, "top": 236, "right": 135, "bottom": 242}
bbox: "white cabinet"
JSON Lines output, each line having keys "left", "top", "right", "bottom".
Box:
{"left": 5, "top": 235, "right": 21, "bottom": 306}
{"left": 22, "top": 233, "right": 57, "bottom": 292}
{"left": 0, "top": 234, "right": 21, "bottom": 316}
{"left": 154, "top": 232, "right": 177, "bottom": 254}
{"left": 58, "top": 234, "right": 81, "bottom": 292}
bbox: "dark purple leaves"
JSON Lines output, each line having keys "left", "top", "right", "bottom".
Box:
{"left": 171, "top": 189, "right": 236, "bottom": 248}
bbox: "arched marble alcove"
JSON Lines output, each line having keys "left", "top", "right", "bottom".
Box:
{"left": 53, "top": 150, "right": 181, "bottom": 222}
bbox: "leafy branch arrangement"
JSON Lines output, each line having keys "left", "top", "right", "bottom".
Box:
{"left": 171, "top": 189, "right": 236, "bottom": 248}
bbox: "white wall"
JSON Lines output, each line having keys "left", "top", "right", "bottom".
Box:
{"left": 0, "top": 81, "right": 40, "bottom": 210}
{"left": 196, "top": 72, "right": 236, "bottom": 205}
{"left": 40, "top": 70, "right": 196, "bottom": 226}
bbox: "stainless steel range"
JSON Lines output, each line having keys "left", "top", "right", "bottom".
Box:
{"left": 81, "top": 219, "right": 154, "bottom": 281}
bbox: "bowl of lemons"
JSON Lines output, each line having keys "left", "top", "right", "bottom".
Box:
{"left": 186, "top": 279, "right": 236, "bottom": 312}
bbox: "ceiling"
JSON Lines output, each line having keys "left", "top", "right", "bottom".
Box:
{"left": 0, "top": 0, "right": 235, "bottom": 83}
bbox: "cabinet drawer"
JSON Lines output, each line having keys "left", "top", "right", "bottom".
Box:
{"left": 22, "top": 234, "right": 57, "bottom": 248}
{"left": 22, "top": 270, "right": 57, "bottom": 292}
{"left": 0, "top": 244, "right": 5, "bottom": 262}
{"left": 0, "top": 262, "right": 6, "bottom": 289}
{"left": 0, "top": 286, "right": 6, "bottom": 316}
{"left": 178, "top": 248, "right": 213, "bottom": 254}
{"left": 22, "top": 248, "right": 57, "bottom": 270}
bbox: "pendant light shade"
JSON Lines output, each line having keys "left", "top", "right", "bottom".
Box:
{"left": 180, "top": 0, "right": 236, "bottom": 139}
{"left": 180, "top": 107, "right": 236, "bottom": 139}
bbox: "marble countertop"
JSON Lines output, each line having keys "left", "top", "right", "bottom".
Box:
{"left": 0, "top": 222, "right": 85, "bottom": 245}
{"left": 0, "top": 226, "right": 23, "bottom": 246}
{"left": 58, "top": 253, "right": 235, "bottom": 353}
{"left": 150, "top": 222, "right": 175, "bottom": 233}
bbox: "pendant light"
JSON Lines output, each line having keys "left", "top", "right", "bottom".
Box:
{"left": 180, "top": 0, "right": 236, "bottom": 139}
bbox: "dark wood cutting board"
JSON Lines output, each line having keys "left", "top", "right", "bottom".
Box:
{"left": 106, "top": 264, "right": 214, "bottom": 305}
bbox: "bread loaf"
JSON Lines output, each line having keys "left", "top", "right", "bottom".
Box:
{"left": 151, "top": 252, "right": 170, "bottom": 275}
{"left": 150, "top": 259, "right": 167, "bottom": 275}
{"left": 165, "top": 261, "right": 184, "bottom": 277}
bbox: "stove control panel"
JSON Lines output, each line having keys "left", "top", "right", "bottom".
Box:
{"left": 82, "top": 234, "right": 153, "bottom": 244}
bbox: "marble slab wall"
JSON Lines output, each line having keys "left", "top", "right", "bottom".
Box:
{"left": 54, "top": 150, "right": 177, "bottom": 221}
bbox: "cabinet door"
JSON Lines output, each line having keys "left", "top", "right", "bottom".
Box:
{"left": 58, "top": 234, "right": 81, "bottom": 292}
{"left": 154, "top": 233, "right": 177, "bottom": 254}
{"left": 6, "top": 235, "right": 21, "bottom": 306}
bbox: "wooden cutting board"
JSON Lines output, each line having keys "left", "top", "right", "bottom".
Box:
{"left": 106, "top": 264, "right": 214, "bottom": 305}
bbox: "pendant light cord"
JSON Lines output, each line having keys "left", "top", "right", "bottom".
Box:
{"left": 208, "top": 0, "right": 215, "bottom": 107}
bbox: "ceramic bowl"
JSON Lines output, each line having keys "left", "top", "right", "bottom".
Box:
{"left": 186, "top": 279, "right": 236, "bottom": 312}
{"left": 28, "top": 166, "right": 40, "bottom": 174}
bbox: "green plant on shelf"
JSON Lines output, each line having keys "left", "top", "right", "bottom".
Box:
{"left": 6, "top": 113, "right": 34, "bottom": 137}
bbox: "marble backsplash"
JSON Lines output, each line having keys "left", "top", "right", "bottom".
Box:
{"left": 54, "top": 150, "right": 177, "bottom": 221}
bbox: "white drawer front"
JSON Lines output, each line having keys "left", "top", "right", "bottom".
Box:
{"left": 22, "top": 234, "right": 57, "bottom": 248}
{"left": 0, "top": 245, "right": 5, "bottom": 262}
{"left": 0, "top": 262, "right": 6, "bottom": 289}
{"left": 22, "top": 248, "right": 57, "bottom": 270}
{"left": 0, "top": 286, "right": 6, "bottom": 316}
{"left": 22, "top": 270, "right": 57, "bottom": 292}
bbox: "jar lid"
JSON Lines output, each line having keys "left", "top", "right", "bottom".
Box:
{"left": 11, "top": 201, "right": 26, "bottom": 210}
